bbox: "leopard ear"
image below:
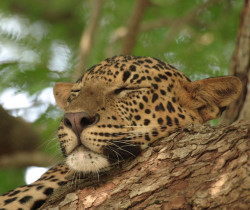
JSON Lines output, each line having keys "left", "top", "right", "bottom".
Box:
{"left": 54, "top": 82, "right": 74, "bottom": 111}
{"left": 179, "top": 76, "right": 242, "bottom": 122}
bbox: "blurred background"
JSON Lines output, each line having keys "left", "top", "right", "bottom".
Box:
{"left": 0, "top": 0, "right": 244, "bottom": 193}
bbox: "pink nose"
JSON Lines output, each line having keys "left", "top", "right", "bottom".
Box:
{"left": 63, "top": 112, "right": 99, "bottom": 137}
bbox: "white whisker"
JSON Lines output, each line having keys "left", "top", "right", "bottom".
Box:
{"left": 106, "top": 142, "right": 137, "bottom": 158}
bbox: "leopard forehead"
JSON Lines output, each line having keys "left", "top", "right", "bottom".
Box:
{"left": 90, "top": 55, "right": 187, "bottom": 79}
{"left": 67, "top": 55, "right": 190, "bottom": 104}
{"left": 78, "top": 55, "right": 189, "bottom": 87}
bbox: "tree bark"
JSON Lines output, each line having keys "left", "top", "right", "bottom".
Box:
{"left": 42, "top": 121, "right": 250, "bottom": 209}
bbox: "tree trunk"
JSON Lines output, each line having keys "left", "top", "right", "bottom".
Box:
{"left": 42, "top": 121, "right": 250, "bottom": 209}
{"left": 220, "top": 0, "right": 250, "bottom": 124}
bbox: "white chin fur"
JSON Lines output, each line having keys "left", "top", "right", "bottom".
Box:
{"left": 66, "top": 146, "right": 110, "bottom": 173}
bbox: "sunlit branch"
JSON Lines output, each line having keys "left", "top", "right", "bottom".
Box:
{"left": 74, "top": 0, "right": 103, "bottom": 80}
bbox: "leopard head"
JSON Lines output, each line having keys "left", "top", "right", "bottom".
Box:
{"left": 53, "top": 55, "right": 242, "bottom": 173}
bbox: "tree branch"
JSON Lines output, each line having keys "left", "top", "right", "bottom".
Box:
{"left": 0, "top": 152, "right": 60, "bottom": 168}
{"left": 0, "top": 105, "right": 41, "bottom": 156}
{"left": 121, "top": 0, "right": 152, "bottom": 55}
{"left": 42, "top": 121, "right": 250, "bottom": 209}
{"left": 74, "top": 0, "right": 103, "bottom": 80}
{"left": 111, "top": 0, "right": 222, "bottom": 47}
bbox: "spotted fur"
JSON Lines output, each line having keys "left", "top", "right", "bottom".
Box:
{"left": 0, "top": 55, "right": 242, "bottom": 209}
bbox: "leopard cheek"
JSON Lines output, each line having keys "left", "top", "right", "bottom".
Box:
{"left": 58, "top": 126, "right": 79, "bottom": 156}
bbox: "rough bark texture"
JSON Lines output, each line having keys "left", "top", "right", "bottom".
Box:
{"left": 42, "top": 121, "right": 250, "bottom": 209}
{"left": 220, "top": 0, "right": 250, "bottom": 124}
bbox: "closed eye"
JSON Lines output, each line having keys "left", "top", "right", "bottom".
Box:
{"left": 114, "top": 87, "right": 135, "bottom": 94}
{"left": 114, "top": 86, "right": 150, "bottom": 94}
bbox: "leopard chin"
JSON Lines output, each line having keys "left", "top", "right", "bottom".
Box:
{"left": 65, "top": 145, "right": 110, "bottom": 173}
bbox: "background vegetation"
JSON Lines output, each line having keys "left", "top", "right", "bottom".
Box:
{"left": 0, "top": 0, "right": 244, "bottom": 193}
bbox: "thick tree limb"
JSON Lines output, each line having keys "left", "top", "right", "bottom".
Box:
{"left": 42, "top": 121, "right": 250, "bottom": 209}
{"left": 74, "top": 0, "right": 103, "bottom": 80}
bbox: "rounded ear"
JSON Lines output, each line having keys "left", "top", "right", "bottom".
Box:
{"left": 179, "top": 76, "right": 242, "bottom": 122}
{"left": 53, "top": 82, "right": 74, "bottom": 111}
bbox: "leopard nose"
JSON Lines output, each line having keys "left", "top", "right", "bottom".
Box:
{"left": 63, "top": 112, "right": 100, "bottom": 136}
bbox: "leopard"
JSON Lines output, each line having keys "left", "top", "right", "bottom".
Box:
{"left": 0, "top": 55, "right": 242, "bottom": 209}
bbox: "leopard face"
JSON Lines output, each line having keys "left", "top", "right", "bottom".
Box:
{"left": 54, "top": 55, "right": 241, "bottom": 173}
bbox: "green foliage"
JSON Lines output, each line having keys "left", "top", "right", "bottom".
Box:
{"left": 0, "top": 0, "right": 244, "bottom": 192}
{"left": 0, "top": 168, "right": 25, "bottom": 194}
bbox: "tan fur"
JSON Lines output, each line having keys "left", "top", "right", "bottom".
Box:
{"left": 54, "top": 82, "right": 73, "bottom": 111}
{"left": 177, "top": 76, "right": 242, "bottom": 121}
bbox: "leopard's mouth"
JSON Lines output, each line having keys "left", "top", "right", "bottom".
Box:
{"left": 65, "top": 145, "right": 110, "bottom": 173}
{"left": 70, "top": 144, "right": 91, "bottom": 155}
